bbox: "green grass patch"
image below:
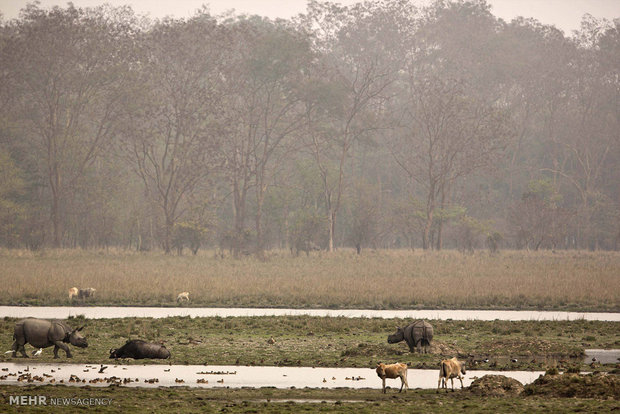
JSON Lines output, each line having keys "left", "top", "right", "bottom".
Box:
{"left": 1, "top": 385, "right": 618, "bottom": 413}
{"left": 0, "top": 317, "right": 617, "bottom": 372}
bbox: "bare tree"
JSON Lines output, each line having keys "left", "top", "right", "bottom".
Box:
{"left": 390, "top": 76, "right": 511, "bottom": 249}
{"left": 218, "top": 18, "right": 311, "bottom": 258}
{"left": 121, "top": 14, "right": 224, "bottom": 253}
{"left": 303, "top": 0, "right": 405, "bottom": 251}
{"left": 541, "top": 17, "right": 620, "bottom": 249}
{"left": 3, "top": 4, "right": 137, "bottom": 246}
{"left": 509, "top": 179, "right": 572, "bottom": 250}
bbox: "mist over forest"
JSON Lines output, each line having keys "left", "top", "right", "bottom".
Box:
{"left": 0, "top": 0, "right": 618, "bottom": 256}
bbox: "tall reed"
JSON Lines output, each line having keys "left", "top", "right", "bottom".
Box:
{"left": 0, "top": 248, "right": 617, "bottom": 311}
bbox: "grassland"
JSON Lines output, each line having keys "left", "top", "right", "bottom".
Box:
{"left": 0, "top": 248, "right": 618, "bottom": 311}
{"left": 1, "top": 384, "right": 618, "bottom": 413}
{"left": 1, "top": 316, "right": 617, "bottom": 372}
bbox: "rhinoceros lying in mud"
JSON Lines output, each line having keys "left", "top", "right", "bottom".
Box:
{"left": 109, "top": 340, "right": 170, "bottom": 359}
{"left": 12, "top": 318, "right": 87, "bottom": 358}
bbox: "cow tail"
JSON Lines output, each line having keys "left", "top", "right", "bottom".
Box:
{"left": 439, "top": 361, "right": 446, "bottom": 378}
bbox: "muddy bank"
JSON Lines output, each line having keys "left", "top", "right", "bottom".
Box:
{"left": 469, "top": 375, "right": 525, "bottom": 396}
{"left": 1, "top": 380, "right": 618, "bottom": 413}
{"left": 523, "top": 371, "right": 620, "bottom": 399}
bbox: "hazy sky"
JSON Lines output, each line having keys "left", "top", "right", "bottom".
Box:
{"left": 1, "top": 0, "right": 619, "bottom": 34}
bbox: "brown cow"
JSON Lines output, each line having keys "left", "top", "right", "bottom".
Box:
{"left": 376, "top": 362, "right": 409, "bottom": 393}
{"left": 68, "top": 287, "right": 79, "bottom": 300}
{"left": 437, "top": 357, "right": 466, "bottom": 392}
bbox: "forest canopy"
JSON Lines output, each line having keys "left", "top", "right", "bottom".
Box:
{"left": 1, "top": 0, "right": 618, "bottom": 255}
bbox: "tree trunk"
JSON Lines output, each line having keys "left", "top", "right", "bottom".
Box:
{"left": 51, "top": 193, "right": 61, "bottom": 248}
{"left": 435, "top": 185, "right": 448, "bottom": 251}
{"left": 163, "top": 212, "right": 173, "bottom": 254}
{"left": 255, "top": 188, "right": 265, "bottom": 260}
{"left": 49, "top": 163, "right": 62, "bottom": 248}
{"left": 328, "top": 211, "right": 335, "bottom": 252}
{"left": 232, "top": 177, "right": 247, "bottom": 258}
{"left": 423, "top": 188, "right": 435, "bottom": 250}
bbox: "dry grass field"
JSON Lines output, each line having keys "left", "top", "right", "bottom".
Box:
{"left": 0, "top": 248, "right": 618, "bottom": 311}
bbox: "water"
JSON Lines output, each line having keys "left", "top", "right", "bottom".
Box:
{"left": 584, "top": 349, "right": 620, "bottom": 364}
{"left": 0, "top": 362, "right": 545, "bottom": 389}
{"left": 0, "top": 306, "right": 617, "bottom": 321}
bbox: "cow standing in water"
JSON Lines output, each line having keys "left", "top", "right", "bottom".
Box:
{"left": 376, "top": 362, "right": 409, "bottom": 393}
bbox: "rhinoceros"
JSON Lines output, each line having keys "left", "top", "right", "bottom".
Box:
{"left": 12, "top": 318, "right": 87, "bottom": 358}
{"left": 109, "top": 340, "right": 170, "bottom": 359}
{"left": 388, "top": 320, "right": 434, "bottom": 353}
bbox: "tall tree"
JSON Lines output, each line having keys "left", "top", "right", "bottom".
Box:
{"left": 543, "top": 16, "right": 620, "bottom": 249}
{"left": 218, "top": 17, "right": 311, "bottom": 257}
{"left": 387, "top": 0, "right": 513, "bottom": 249}
{"left": 390, "top": 75, "right": 511, "bottom": 249}
{"left": 121, "top": 13, "right": 224, "bottom": 253}
{"left": 2, "top": 4, "right": 137, "bottom": 246}
{"left": 303, "top": 0, "right": 406, "bottom": 251}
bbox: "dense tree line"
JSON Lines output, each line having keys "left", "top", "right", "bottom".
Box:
{"left": 1, "top": 0, "right": 618, "bottom": 255}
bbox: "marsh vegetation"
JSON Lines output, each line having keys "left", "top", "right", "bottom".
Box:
{"left": 1, "top": 383, "right": 619, "bottom": 413}
{"left": 1, "top": 249, "right": 618, "bottom": 311}
{"left": 0, "top": 316, "right": 617, "bottom": 372}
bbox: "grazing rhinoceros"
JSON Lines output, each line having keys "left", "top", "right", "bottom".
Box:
{"left": 12, "top": 318, "right": 87, "bottom": 359}
{"left": 109, "top": 340, "right": 170, "bottom": 359}
{"left": 388, "top": 320, "right": 434, "bottom": 353}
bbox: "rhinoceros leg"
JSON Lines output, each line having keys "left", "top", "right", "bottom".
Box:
{"left": 12, "top": 344, "right": 29, "bottom": 358}
{"left": 12, "top": 339, "right": 28, "bottom": 358}
{"left": 53, "top": 342, "right": 72, "bottom": 358}
{"left": 12, "top": 323, "right": 29, "bottom": 358}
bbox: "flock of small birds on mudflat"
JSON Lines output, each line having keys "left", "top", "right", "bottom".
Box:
{"left": 0, "top": 362, "right": 378, "bottom": 387}
{"left": 0, "top": 363, "right": 235, "bottom": 386}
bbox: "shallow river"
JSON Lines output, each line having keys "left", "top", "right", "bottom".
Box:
{"left": 585, "top": 349, "right": 620, "bottom": 364}
{"left": 0, "top": 362, "right": 545, "bottom": 390}
{"left": 0, "top": 306, "right": 618, "bottom": 321}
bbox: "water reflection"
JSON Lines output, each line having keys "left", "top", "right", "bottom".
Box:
{"left": 0, "top": 362, "right": 546, "bottom": 389}
{"left": 0, "top": 306, "right": 617, "bottom": 321}
{"left": 584, "top": 349, "right": 620, "bottom": 364}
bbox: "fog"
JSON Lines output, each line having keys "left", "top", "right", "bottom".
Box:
{"left": 1, "top": 0, "right": 618, "bottom": 255}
